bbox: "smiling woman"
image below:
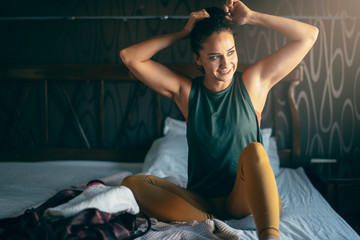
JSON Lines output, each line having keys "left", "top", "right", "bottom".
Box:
{"left": 120, "top": 1, "right": 318, "bottom": 239}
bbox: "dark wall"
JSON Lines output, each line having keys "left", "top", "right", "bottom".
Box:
{"left": 0, "top": 0, "right": 221, "bottom": 64}
{"left": 1, "top": 0, "right": 359, "bottom": 162}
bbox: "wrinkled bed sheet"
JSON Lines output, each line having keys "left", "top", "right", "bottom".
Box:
{"left": 0, "top": 161, "right": 358, "bottom": 240}
{"left": 136, "top": 167, "right": 359, "bottom": 240}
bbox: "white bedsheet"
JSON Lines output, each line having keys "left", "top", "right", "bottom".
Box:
{"left": 0, "top": 161, "right": 358, "bottom": 239}
{"left": 242, "top": 167, "right": 358, "bottom": 239}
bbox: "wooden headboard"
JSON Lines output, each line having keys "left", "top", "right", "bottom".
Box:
{"left": 0, "top": 64, "right": 302, "bottom": 168}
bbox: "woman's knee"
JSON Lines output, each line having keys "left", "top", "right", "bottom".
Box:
{"left": 241, "top": 142, "right": 269, "bottom": 165}
{"left": 243, "top": 142, "right": 266, "bottom": 153}
{"left": 122, "top": 174, "right": 163, "bottom": 190}
{"left": 122, "top": 175, "right": 147, "bottom": 189}
{"left": 122, "top": 175, "right": 136, "bottom": 187}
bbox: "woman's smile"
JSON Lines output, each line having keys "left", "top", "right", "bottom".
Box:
{"left": 218, "top": 67, "right": 232, "bottom": 75}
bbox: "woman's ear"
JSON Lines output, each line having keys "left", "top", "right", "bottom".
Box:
{"left": 193, "top": 52, "right": 202, "bottom": 66}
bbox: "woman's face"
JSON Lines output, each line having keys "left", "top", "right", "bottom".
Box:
{"left": 194, "top": 31, "right": 238, "bottom": 90}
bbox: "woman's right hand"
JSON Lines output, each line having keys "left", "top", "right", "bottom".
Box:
{"left": 182, "top": 9, "right": 210, "bottom": 36}
{"left": 224, "top": 0, "right": 253, "bottom": 25}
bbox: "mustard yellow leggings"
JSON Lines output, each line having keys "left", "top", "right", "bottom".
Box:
{"left": 122, "top": 142, "right": 282, "bottom": 239}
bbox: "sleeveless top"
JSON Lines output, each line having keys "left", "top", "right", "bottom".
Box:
{"left": 186, "top": 72, "right": 263, "bottom": 197}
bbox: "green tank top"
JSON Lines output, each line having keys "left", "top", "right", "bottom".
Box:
{"left": 186, "top": 72, "right": 262, "bottom": 197}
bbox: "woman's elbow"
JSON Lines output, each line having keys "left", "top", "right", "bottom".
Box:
{"left": 120, "top": 48, "right": 130, "bottom": 65}
{"left": 310, "top": 26, "right": 319, "bottom": 43}
{"left": 303, "top": 26, "right": 319, "bottom": 48}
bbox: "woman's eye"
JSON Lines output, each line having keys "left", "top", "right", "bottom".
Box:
{"left": 228, "top": 51, "right": 234, "bottom": 56}
{"left": 209, "top": 55, "right": 219, "bottom": 60}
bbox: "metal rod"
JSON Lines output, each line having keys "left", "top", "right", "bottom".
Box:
{"left": 10, "top": 84, "right": 36, "bottom": 146}
{"left": 0, "top": 15, "right": 359, "bottom": 21}
{"left": 57, "top": 81, "right": 88, "bottom": 146}
{"left": 60, "top": 83, "right": 91, "bottom": 149}
{"left": 0, "top": 16, "right": 189, "bottom": 21}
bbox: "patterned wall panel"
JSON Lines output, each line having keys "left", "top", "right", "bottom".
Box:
{"left": 0, "top": 0, "right": 359, "bottom": 162}
{"left": 163, "top": 0, "right": 360, "bottom": 162}
{"left": 241, "top": 0, "right": 360, "bottom": 161}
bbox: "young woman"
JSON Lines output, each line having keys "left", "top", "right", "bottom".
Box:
{"left": 120, "top": 1, "right": 318, "bottom": 239}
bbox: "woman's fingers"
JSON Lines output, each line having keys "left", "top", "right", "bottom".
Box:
{"left": 192, "top": 9, "right": 210, "bottom": 20}
{"left": 222, "top": 3, "right": 230, "bottom": 15}
{"left": 183, "top": 9, "right": 210, "bottom": 34}
{"left": 225, "top": 0, "right": 252, "bottom": 25}
{"left": 226, "top": 0, "right": 234, "bottom": 6}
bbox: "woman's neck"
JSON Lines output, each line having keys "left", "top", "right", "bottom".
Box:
{"left": 203, "top": 75, "right": 233, "bottom": 93}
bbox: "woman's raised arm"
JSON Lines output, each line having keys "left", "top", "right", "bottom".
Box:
{"left": 225, "top": 0, "right": 318, "bottom": 112}
{"left": 120, "top": 10, "right": 209, "bottom": 117}
{"left": 120, "top": 30, "right": 189, "bottom": 100}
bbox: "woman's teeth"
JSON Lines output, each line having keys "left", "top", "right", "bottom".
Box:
{"left": 219, "top": 69, "right": 231, "bottom": 74}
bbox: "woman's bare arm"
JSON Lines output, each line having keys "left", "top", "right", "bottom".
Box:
{"left": 120, "top": 10, "right": 209, "bottom": 117}
{"left": 120, "top": 31, "right": 189, "bottom": 100}
{"left": 225, "top": 0, "right": 319, "bottom": 111}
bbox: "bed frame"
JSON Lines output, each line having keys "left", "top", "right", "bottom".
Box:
{"left": 0, "top": 64, "right": 302, "bottom": 168}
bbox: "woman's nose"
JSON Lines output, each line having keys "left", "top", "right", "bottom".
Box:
{"left": 220, "top": 55, "right": 228, "bottom": 67}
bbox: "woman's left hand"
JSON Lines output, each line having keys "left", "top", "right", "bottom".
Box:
{"left": 223, "top": 0, "right": 253, "bottom": 25}
{"left": 182, "top": 9, "right": 210, "bottom": 35}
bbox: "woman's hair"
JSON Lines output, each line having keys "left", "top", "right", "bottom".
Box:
{"left": 190, "top": 7, "right": 234, "bottom": 56}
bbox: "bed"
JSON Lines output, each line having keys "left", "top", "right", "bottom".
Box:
{"left": 0, "top": 64, "right": 358, "bottom": 239}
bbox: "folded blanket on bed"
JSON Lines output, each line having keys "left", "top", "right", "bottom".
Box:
{"left": 44, "top": 184, "right": 139, "bottom": 218}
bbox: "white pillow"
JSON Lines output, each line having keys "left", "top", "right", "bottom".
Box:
{"left": 141, "top": 134, "right": 188, "bottom": 186}
{"left": 142, "top": 117, "right": 188, "bottom": 186}
{"left": 163, "top": 117, "right": 186, "bottom": 136}
{"left": 261, "top": 128, "right": 280, "bottom": 176}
